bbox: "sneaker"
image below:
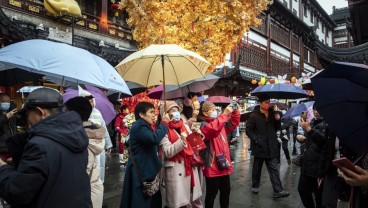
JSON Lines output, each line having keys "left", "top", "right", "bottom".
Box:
{"left": 273, "top": 190, "right": 289, "bottom": 198}
{"left": 251, "top": 188, "right": 259, "bottom": 194}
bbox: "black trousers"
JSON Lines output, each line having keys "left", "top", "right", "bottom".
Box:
{"left": 322, "top": 167, "right": 345, "bottom": 208}
{"left": 278, "top": 139, "right": 291, "bottom": 161}
{"left": 252, "top": 157, "right": 283, "bottom": 193}
{"left": 205, "top": 175, "right": 231, "bottom": 208}
{"left": 298, "top": 173, "right": 323, "bottom": 208}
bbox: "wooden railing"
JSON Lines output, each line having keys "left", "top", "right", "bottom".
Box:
{"left": 271, "top": 21, "right": 289, "bottom": 48}
{"left": 238, "top": 41, "right": 267, "bottom": 71}
{"left": 0, "top": 0, "right": 134, "bottom": 42}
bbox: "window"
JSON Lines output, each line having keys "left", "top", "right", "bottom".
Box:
{"left": 304, "top": 6, "right": 308, "bottom": 17}
{"left": 321, "top": 24, "right": 325, "bottom": 33}
{"left": 310, "top": 13, "right": 314, "bottom": 23}
{"left": 326, "top": 30, "right": 329, "bottom": 37}
{"left": 293, "top": 9, "right": 297, "bottom": 15}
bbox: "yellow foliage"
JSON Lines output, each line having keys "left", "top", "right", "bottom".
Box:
{"left": 119, "top": 0, "right": 270, "bottom": 72}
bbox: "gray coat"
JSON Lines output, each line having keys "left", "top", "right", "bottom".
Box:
{"left": 246, "top": 106, "right": 281, "bottom": 158}
{"left": 160, "top": 125, "right": 203, "bottom": 207}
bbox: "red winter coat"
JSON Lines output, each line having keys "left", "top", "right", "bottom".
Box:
{"left": 200, "top": 110, "right": 240, "bottom": 177}
{"left": 114, "top": 113, "right": 129, "bottom": 135}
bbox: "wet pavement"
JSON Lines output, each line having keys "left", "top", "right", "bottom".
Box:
{"left": 103, "top": 132, "right": 349, "bottom": 208}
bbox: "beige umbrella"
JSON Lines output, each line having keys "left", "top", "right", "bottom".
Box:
{"left": 115, "top": 44, "right": 211, "bottom": 110}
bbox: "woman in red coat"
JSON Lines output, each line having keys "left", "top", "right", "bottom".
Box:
{"left": 114, "top": 105, "right": 130, "bottom": 164}
{"left": 197, "top": 101, "right": 240, "bottom": 208}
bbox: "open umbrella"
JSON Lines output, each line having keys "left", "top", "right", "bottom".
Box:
{"left": 115, "top": 44, "right": 210, "bottom": 109}
{"left": 282, "top": 101, "right": 314, "bottom": 119}
{"left": 147, "top": 74, "right": 219, "bottom": 99}
{"left": 63, "top": 85, "right": 115, "bottom": 124}
{"left": 311, "top": 62, "right": 368, "bottom": 154}
{"left": 205, "top": 96, "right": 232, "bottom": 104}
{"left": 0, "top": 39, "right": 131, "bottom": 95}
{"left": 251, "top": 83, "right": 308, "bottom": 99}
{"left": 0, "top": 68, "right": 43, "bottom": 86}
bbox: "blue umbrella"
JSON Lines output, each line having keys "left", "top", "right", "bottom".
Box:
{"left": 0, "top": 39, "right": 131, "bottom": 95}
{"left": 251, "top": 83, "right": 308, "bottom": 99}
{"left": 282, "top": 101, "right": 314, "bottom": 119}
{"left": 311, "top": 62, "right": 368, "bottom": 154}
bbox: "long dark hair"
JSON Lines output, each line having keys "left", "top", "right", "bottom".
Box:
{"left": 196, "top": 101, "right": 207, "bottom": 122}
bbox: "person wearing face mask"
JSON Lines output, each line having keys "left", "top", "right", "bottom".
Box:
{"left": 0, "top": 93, "right": 17, "bottom": 161}
{"left": 246, "top": 94, "right": 289, "bottom": 199}
{"left": 197, "top": 101, "right": 240, "bottom": 208}
{"left": 160, "top": 101, "right": 204, "bottom": 208}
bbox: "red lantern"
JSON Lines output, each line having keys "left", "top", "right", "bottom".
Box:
{"left": 269, "top": 78, "right": 275, "bottom": 84}
{"left": 251, "top": 79, "right": 257, "bottom": 85}
{"left": 110, "top": 3, "right": 120, "bottom": 13}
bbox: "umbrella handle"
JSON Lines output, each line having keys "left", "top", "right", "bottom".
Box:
{"left": 162, "top": 55, "right": 167, "bottom": 112}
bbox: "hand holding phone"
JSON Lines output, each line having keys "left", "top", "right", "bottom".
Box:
{"left": 230, "top": 101, "right": 237, "bottom": 109}
{"left": 332, "top": 157, "right": 358, "bottom": 173}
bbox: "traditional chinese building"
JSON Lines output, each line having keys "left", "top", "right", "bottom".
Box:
{"left": 0, "top": 0, "right": 134, "bottom": 66}
{"left": 206, "top": 0, "right": 368, "bottom": 97}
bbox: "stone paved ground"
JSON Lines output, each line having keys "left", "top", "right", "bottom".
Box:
{"left": 103, "top": 132, "right": 349, "bottom": 208}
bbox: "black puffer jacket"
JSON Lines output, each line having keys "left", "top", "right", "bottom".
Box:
{"left": 0, "top": 113, "right": 16, "bottom": 153}
{"left": 301, "top": 118, "right": 329, "bottom": 177}
{"left": 246, "top": 106, "right": 281, "bottom": 158}
{"left": 0, "top": 111, "right": 92, "bottom": 208}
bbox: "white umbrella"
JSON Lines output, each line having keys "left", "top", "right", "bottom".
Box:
{"left": 115, "top": 44, "right": 210, "bottom": 109}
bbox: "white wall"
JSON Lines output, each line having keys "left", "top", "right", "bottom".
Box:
{"left": 271, "top": 43, "right": 290, "bottom": 58}
{"left": 304, "top": 63, "right": 316, "bottom": 72}
{"left": 292, "top": 0, "right": 299, "bottom": 16}
{"left": 249, "top": 31, "right": 267, "bottom": 46}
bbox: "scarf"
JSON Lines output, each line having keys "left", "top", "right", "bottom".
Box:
{"left": 167, "top": 119, "right": 195, "bottom": 187}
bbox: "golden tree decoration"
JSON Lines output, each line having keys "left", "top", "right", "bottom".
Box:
{"left": 119, "top": 0, "right": 271, "bottom": 72}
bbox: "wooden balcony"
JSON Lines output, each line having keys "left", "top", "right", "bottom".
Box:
{"left": 0, "top": 0, "right": 134, "bottom": 43}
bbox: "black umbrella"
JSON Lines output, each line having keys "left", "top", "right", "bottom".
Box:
{"left": 0, "top": 68, "right": 43, "bottom": 86}
{"left": 311, "top": 62, "right": 368, "bottom": 154}
{"left": 251, "top": 83, "right": 309, "bottom": 99}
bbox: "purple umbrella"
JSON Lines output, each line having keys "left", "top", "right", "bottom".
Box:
{"left": 205, "top": 96, "right": 232, "bottom": 104}
{"left": 63, "top": 85, "right": 115, "bottom": 124}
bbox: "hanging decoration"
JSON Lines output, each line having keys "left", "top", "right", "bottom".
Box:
{"left": 119, "top": 0, "right": 271, "bottom": 72}
{"left": 251, "top": 79, "right": 257, "bottom": 85}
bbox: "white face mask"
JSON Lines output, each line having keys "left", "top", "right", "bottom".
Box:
{"left": 209, "top": 110, "right": 218, "bottom": 118}
{"left": 171, "top": 111, "right": 181, "bottom": 121}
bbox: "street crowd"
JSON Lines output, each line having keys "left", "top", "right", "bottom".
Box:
{"left": 0, "top": 87, "right": 368, "bottom": 208}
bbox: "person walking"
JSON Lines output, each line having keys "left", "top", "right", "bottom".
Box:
{"left": 120, "top": 102, "right": 170, "bottom": 208}
{"left": 197, "top": 101, "right": 240, "bottom": 208}
{"left": 160, "top": 101, "right": 203, "bottom": 207}
{"left": 0, "top": 88, "right": 92, "bottom": 207}
{"left": 246, "top": 94, "right": 289, "bottom": 198}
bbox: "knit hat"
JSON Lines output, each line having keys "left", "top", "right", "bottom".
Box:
{"left": 165, "top": 101, "right": 180, "bottom": 113}
{"left": 257, "top": 94, "right": 270, "bottom": 103}
{"left": 201, "top": 101, "right": 215, "bottom": 112}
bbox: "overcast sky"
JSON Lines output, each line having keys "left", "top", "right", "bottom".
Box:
{"left": 316, "top": 0, "right": 348, "bottom": 14}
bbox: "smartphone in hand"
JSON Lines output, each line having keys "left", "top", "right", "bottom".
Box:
{"left": 332, "top": 157, "right": 358, "bottom": 173}
{"left": 191, "top": 122, "right": 201, "bottom": 130}
{"left": 230, "top": 101, "right": 237, "bottom": 109}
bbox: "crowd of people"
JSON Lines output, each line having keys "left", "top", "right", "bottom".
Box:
{"left": 0, "top": 87, "right": 368, "bottom": 208}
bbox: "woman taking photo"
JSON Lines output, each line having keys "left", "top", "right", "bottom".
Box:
{"left": 160, "top": 101, "right": 203, "bottom": 208}
{"left": 197, "top": 101, "right": 240, "bottom": 208}
{"left": 120, "top": 102, "right": 170, "bottom": 208}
